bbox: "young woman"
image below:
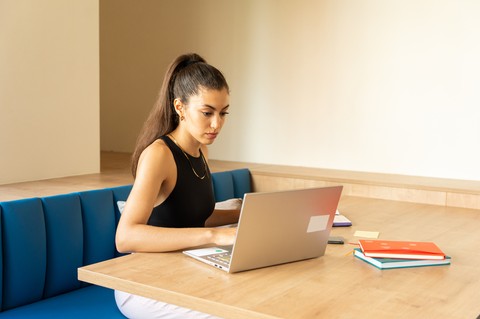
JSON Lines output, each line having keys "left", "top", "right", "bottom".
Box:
{"left": 114, "top": 53, "right": 239, "bottom": 318}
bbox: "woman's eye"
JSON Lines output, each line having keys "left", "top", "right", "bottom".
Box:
{"left": 201, "top": 111, "right": 229, "bottom": 117}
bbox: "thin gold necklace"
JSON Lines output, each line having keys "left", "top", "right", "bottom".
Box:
{"left": 168, "top": 134, "right": 208, "bottom": 180}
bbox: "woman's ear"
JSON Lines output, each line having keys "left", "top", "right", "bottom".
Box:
{"left": 173, "top": 98, "right": 184, "bottom": 118}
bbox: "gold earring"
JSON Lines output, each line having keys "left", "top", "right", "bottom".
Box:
{"left": 180, "top": 115, "right": 185, "bottom": 121}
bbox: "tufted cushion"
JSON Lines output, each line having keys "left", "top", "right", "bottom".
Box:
{"left": 41, "top": 194, "right": 84, "bottom": 298}
{"left": 0, "top": 198, "right": 46, "bottom": 310}
{"left": 78, "top": 189, "right": 116, "bottom": 266}
{"left": 0, "top": 205, "right": 3, "bottom": 310}
{"left": 212, "top": 169, "right": 251, "bottom": 202}
{"left": 212, "top": 171, "right": 234, "bottom": 202}
{"left": 231, "top": 169, "right": 252, "bottom": 198}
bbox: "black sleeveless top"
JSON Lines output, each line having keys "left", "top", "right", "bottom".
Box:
{"left": 147, "top": 136, "right": 215, "bottom": 228}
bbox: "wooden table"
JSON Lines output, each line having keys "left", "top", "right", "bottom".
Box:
{"left": 78, "top": 196, "right": 480, "bottom": 319}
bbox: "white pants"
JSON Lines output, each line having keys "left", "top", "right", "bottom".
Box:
{"left": 115, "top": 290, "right": 223, "bottom": 319}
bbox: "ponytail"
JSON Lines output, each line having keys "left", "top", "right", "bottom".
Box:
{"left": 131, "top": 53, "right": 229, "bottom": 177}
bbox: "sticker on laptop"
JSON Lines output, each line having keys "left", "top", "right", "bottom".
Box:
{"left": 306, "top": 215, "right": 329, "bottom": 233}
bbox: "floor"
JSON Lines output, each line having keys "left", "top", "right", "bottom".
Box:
{"left": 0, "top": 152, "right": 134, "bottom": 201}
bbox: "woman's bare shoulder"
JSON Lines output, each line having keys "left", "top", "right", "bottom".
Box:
{"left": 136, "top": 139, "right": 174, "bottom": 176}
{"left": 142, "top": 139, "right": 171, "bottom": 158}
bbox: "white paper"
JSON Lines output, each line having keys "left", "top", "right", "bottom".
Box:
{"left": 354, "top": 230, "right": 380, "bottom": 238}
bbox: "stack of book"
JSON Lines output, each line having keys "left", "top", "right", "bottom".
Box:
{"left": 354, "top": 239, "right": 451, "bottom": 269}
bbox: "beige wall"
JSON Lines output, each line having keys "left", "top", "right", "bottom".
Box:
{"left": 101, "top": 0, "right": 479, "bottom": 181}
{"left": 0, "top": 0, "right": 99, "bottom": 184}
{"left": 0, "top": 1, "right": 476, "bottom": 184}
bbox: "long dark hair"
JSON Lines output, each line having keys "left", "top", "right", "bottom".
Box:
{"left": 131, "top": 53, "right": 229, "bottom": 177}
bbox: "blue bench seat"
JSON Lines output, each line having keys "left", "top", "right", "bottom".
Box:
{"left": 0, "top": 169, "right": 251, "bottom": 317}
{"left": 0, "top": 286, "right": 122, "bottom": 318}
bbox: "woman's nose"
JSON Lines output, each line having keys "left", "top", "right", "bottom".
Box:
{"left": 211, "top": 115, "right": 222, "bottom": 130}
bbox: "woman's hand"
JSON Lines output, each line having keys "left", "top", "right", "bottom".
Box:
{"left": 212, "top": 227, "right": 237, "bottom": 246}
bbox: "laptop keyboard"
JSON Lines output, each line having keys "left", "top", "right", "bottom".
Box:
{"left": 206, "top": 252, "right": 231, "bottom": 268}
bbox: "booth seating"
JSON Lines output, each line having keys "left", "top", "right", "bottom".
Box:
{"left": 0, "top": 169, "right": 251, "bottom": 318}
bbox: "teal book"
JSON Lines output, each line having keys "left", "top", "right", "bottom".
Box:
{"left": 354, "top": 248, "right": 451, "bottom": 269}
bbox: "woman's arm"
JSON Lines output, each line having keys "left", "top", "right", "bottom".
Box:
{"left": 205, "top": 208, "right": 240, "bottom": 227}
{"left": 115, "top": 142, "right": 236, "bottom": 253}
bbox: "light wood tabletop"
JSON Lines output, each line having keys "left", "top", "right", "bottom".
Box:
{"left": 78, "top": 196, "right": 480, "bottom": 319}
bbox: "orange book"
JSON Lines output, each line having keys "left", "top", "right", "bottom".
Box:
{"left": 358, "top": 239, "right": 446, "bottom": 260}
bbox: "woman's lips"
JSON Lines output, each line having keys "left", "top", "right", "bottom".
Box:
{"left": 205, "top": 133, "right": 218, "bottom": 140}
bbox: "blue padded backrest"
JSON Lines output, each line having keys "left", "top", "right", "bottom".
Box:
{"left": 0, "top": 205, "right": 3, "bottom": 311}
{"left": 212, "top": 169, "right": 251, "bottom": 202}
{"left": 230, "top": 169, "right": 252, "bottom": 198}
{"left": 41, "top": 194, "right": 83, "bottom": 298}
{"left": 212, "top": 171, "right": 234, "bottom": 202}
{"left": 78, "top": 189, "right": 116, "bottom": 266}
{"left": 0, "top": 198, "right": 46, "bottom": 310}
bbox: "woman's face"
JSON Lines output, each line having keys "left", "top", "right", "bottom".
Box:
{"left": 180, "top": 87, "right": 230, "bottom": 145}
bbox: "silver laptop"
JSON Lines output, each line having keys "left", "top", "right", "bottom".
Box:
{"left": 183, "top": 186, "right": 343, "bottom": 273}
